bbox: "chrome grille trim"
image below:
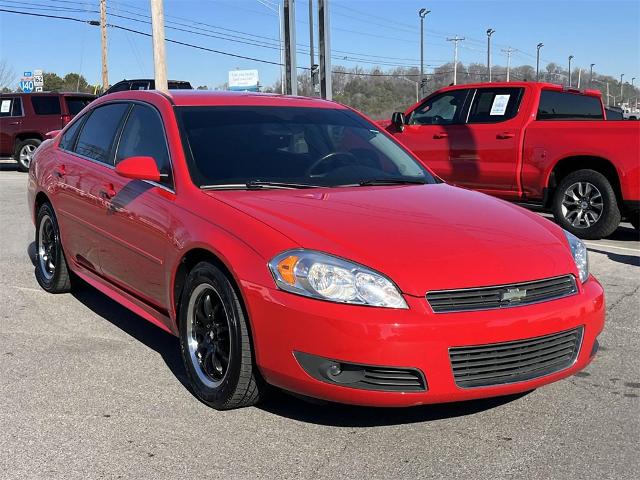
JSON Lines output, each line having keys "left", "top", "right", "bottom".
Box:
{"left": 449, "top": 326, "right": 583, "bottom": 388}
{"left": 426, "top": 275, "right": 578, "bottom": 313}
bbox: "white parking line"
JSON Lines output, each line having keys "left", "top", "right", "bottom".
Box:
{"left": 584, "top": 242, "right": 640, "bottom": 254}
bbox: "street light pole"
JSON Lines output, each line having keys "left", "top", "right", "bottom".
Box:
{"left": 536, "top": 43, "right": 543, "bottom": 81}
{"left": 620, "top": 73, "right": 624, "bottom": 104}
{"left": 486, "top": 28, "right": 495, "bottom": 82}
{"left": 100, "top": 0, "right": 108, "bottom": 91}
{"left": 419, "top": 8, "right": 430, "bottom": 97}
{"left": 589, "top": 63, "right": 595, "bottom": 88}
{"left": 150, "top": 0, "right": 168, "bottom": 93}
{"left": 501, "top": 47, "right": 514, "bottom": 82}
{"left": 568, "top": 55, "right": 574, "bottom": 87}
{"left": 446, "top": 36, "right": 464, "bottom": 85}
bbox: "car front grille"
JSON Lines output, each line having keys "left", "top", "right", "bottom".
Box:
{"left": 449, "top": 327, "right": 583, "bottom": 388}
{"left": 426, "top": 275, "right": 577, "bottom": 313}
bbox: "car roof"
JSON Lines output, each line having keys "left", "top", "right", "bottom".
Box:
{"left": 0, "top": 92, "right": 95, "bottom": 97}
{"left": 100, "top": 89, "right": 346, "bottom": 109}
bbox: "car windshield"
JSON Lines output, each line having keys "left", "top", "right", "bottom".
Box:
{"left": 176, "top": 106, "right": 434, "bottom": 188}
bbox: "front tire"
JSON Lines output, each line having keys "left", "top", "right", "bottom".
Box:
{"left": 35, "top": 203, "right": 72, "bottom": 293}
{"left": 552, "top": 169, "right": 621, "bottom": 239}
{"left": 15, "top": 138, "right": 41, "bottom": 172}
{"left": 178, "top": 262, "right": 263, "bottom": 410}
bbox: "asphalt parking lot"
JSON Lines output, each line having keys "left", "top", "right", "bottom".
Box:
{"left": 1, "top": 167, "right": 638, "bottom": 480}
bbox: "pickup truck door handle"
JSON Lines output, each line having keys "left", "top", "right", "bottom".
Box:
{"left": 99, "top": 183, "right": 117, "bottom": 200}
{"left": 496, "top": 132, "right": 516, "bottom": 139}
{"left": 433, "top": 132, "right": 449, "bottom": 139}
{"left": 54, "top": 165, "right": 66, "bottom": 178}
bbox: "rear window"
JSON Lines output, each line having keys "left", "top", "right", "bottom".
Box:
{"left": 31, "top": 96, "right": 62, "bottom": 115}
{"left": 65, "top": 97, "right": 93, "bottom": 115}
{"left": 467, "top": 88, "right": 524, "bottom": 123}
{"left": 537, "top": 90, "right": 603, "bottom": 121}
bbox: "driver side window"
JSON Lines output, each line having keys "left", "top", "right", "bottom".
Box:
{"left": 409, "top": 89, "right": 470, "bottom": 125}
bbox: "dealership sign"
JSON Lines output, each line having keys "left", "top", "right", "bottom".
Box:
{"left": 228, "top": 69, "right": 259, "bottom": 92}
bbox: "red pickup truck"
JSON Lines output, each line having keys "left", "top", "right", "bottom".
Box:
{"left": 385, "top": 82, "right": 640, "bottom": 239}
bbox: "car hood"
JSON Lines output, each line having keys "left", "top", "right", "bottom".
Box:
{"left": 206, "top": 184, "right": 576, "bottom": 296}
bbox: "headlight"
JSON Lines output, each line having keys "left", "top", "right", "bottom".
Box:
{"left": 268, "top": 249, "right": 407, "bottom": 309}
{"left": 563, "top": 230, "right": 589, "bottom": 283}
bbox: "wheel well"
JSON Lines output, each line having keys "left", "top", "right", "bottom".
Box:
{"left": 548, "top": 156, "right": 622, "bottom": 206}
{"left": 34, "top": 191, "right": 50, "bottom": 213}
{"left": 15, "top": 132, "right": 44, "bottom": 147}
{"left": 173, "top": 248, "right": 242, "bottom": 322}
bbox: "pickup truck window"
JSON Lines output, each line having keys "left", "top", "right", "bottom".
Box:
{"left": 537, "top": 90, "right": 603, "bottom": 121}
{"left": 467, "top": 88, "right": 524, "bottom": 123}
{"left": 409, "top": 89, "right": 470, "bottom": 125}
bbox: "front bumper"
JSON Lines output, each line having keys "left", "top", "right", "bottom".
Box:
{"left": 242, "top": 275, "right": 605, "bottom": 407}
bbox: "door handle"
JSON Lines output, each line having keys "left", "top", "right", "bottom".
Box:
{"left": 497, "top": 132, "right": 515, "bottom": 139}
{"left": 9, "top": 121, "right": 21, "bottom": 125}
{"left": 54, "top": 164, "right": 66, "bottom": 178}
{"left": 433, "top": 132, "right": 449, "bottom": 139}
{"left": 99, "top": 183, "right": 116, "bottom": 200}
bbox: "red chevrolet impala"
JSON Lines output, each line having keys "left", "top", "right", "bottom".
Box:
{"left": 27, "top": 90, "right": 604, "bottom": 410}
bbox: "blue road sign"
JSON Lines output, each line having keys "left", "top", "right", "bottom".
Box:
{"left": 20, "top": 80, "right": 33, "bottom": 93}
{"left": 23, "top": 71, "right": 33, "bottom": 77}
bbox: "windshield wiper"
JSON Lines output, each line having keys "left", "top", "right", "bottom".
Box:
{"left": 245, "top": 180, "right": 321, "bottom": 189}
{"left": 357, "top": 178, "right": 427, "bottom": 186}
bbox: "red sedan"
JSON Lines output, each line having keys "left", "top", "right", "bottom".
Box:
{"left": 27, "top": 90, "right": 604, "bottom": 410}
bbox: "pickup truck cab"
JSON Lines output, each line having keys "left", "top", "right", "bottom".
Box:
{"left": 386, "top": 82, "right": 640, "bottom": 239}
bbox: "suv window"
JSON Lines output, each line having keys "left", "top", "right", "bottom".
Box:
{"left": 116, "top": 104, "right": 173, "bottom": 188}
{"left": 75, "top": 103, "right": 129, "bottom": 165}
{"left": 130, "top": 81, "right": 151, "bottom": 90}
{"left": 409, "top": 89, "right": 470, "bottom": 125}
{"left": 467, "top": 88, "right": 524, "bottom": 123}
{"left": 107, "top": 82, "right": 130, "bottom": 93}
{"left": 31, "top": 96, "right": 62, "bottom": 115}
{"left": 537, "top": 90, "right": 603, "bottom": 120}
{"left": 59, "top": 115, "right": 86, "bottom": 151}
{"left": 65, "top": 97, "right": 93, "bottom": 115}
{"left": 0, "top": 97, "right": 22, "bottom": 117}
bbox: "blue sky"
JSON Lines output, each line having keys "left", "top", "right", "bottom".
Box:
{"left": 0, "top": 0, "right": 638, "bottom": 88}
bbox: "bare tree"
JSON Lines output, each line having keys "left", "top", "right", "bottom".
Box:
{"left": 0, "top": 59, "right": 16, "bottom": 91}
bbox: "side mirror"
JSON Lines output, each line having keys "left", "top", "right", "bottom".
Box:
{"left": 115, "top": 156, "right": 161, "bottom": 182}
{"left": 391, "top": 112, "right": 406, "bottom": 131}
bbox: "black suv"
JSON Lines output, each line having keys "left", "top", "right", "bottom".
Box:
{"left": 103, "top": 79, "right": 193, "bottom": 96}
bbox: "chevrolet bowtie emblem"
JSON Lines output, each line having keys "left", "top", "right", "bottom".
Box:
{"left": 501, "top": 288, "right": 527, "bottom": 302}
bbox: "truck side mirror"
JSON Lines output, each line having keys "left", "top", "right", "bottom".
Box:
{"left": 391, "top": 112, "right": 406, "bottom": 132}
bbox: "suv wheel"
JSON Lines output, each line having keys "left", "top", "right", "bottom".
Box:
{"left": 552, "top": 169, "right": 621, "bottom": 239}
{"left": 35, "top": 203, "right": 72, "bottom": 293}
{"left": 178, "top": 262, "right": 265, "bottom": 410}
{"left": 15, "top": 138, "right": 41, "bottom": 172}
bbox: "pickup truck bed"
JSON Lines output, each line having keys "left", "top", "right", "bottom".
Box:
{"left": 386, "top": 82, "right": 640, "bottom": 239}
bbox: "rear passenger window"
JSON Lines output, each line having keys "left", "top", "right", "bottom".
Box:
{"left": 59, "top": 116, "right": 85, "bottom": 151}
{"left": 537, "top": 91, "right": 604, "bottom": 120}
{"left": 31, "top": 96, "right": 62, "bottom": 115}
{"left": 467, "top": 88, "right": 524, "bottom": 123}
{"left": 75, "top": 103, "right": 129, "bottom": 165}
{"left": 116, "top": 104, "right": 173, "bottom": 188}
{"left": 11, "top": 98, "right": 23, "bottom": 116}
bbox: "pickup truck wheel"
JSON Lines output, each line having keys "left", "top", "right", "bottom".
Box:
{"left": 15, "top": 138, "right": 41, "bottom": 172}
{"left": 552, "top": 169, "right": 621, "bottom": 240}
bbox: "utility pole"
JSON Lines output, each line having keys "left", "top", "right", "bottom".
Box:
{"left": 589, "top": 63, "right": 595, "bottom": 88}
{"left": 568, "top": 55, "right": 573, "bottom": 87}
{"left": 100, "top": 0, "right": 108, "bottom": 91}
{"left": 536, "top": 42, "right": 543, "bottom": 81}
{"left": 486, "top": 28, "right": 495, "bottom": 82}
{"left": 606, "top": 82, "right": 610, "bottom": 107}
{"left": 283, "top": 0, "right": 297, "bottom": 95}
{"left": 501, "top": 47, "right": 514, "bottom": 82}
{"left": 150, "top": 0, "right": 168, "bottom": 92}
{"left": 620, "top": 73, "right": 624, "bottom": 104}
{"left": 447, "top": 36, "right": 464, "bottom": 85}
{"left": 308, "top": 0, "right": 315, "bottom": 94}
{"left": 419, "top": 8, "right": 430, "bottom": 96}
{"left": 577, "top": 68, "right": 581, "bottom": 89}
{"left": 318, "top": 0, "right": 332, "bottom": 100}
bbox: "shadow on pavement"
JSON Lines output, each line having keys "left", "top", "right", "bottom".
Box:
{"left": 258, "top": 389, "right": 531, "bottom": 427}
{"left": 604, "top": 224, "right": 640, "bottom": 242}
{"left": 588, "top": 248, "right": 640, "bottom": 267}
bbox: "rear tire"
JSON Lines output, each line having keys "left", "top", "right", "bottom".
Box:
{"left": 552, "top": 169, "right": 621, "bottom": 240}
{"left": 14, "top": 138, "right": 41, "bottom": 172}
{"left": 178, "top": 262, "right": 264, "bottom": 410}
{"left": 35, "top": 203, "right": 72, "bottom": 293}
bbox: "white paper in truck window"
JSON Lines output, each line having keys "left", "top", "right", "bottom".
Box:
{"left": 0, "top": 100, "right": 10, "bottom": 114}
{"left": 489, "top": 94, "right": 510, "bottom": 115}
